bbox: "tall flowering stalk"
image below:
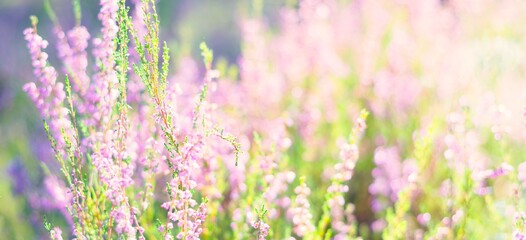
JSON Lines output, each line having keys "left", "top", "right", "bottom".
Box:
{"left": 88, "top": 0, "right": 119, "bottom": 127}
{"left": 290, "top": 176, "right": 315, "bottom": 238}
{"left": 23, "top": 15, "right": 90, "bottom": 237}
{"left": 316, "top": 110, "right": 368, "bottom": 239}
{"left": 23, "top": 0, "right": 145, "bottom": 238}
{"left": 130, "top": 1, "right": 239, "bottom": 239}
{"left": 251, "top": 205, "right": 270, "bottom": 240}
{"left": 253, "top": 125, "right": 295, "bottom": 221}
{"left": 130, "top": 0, "right": 203, "bottom": 235}
{"left": 23, "top": 16, "right": 74, "bottom": 148}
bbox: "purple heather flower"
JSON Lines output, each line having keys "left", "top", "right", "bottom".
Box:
{"left": 86, "top": 0, "right": 119, "bottom": 127}
{"left": 23, "top": 25, "right": 74, "bottom": 148}
{"left": 251, "top": 218, "right": 270, "bottom": 240}
{"left": 112, "top": 205, "right": 137, "bottom": 238}
{"left": 369, "top": 146, "right": 417, "bottom": 212}
{"left": 496, "top": 163, "right": 514, "bottom": 176}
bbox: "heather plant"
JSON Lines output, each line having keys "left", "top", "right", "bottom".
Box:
{"left": 11, "top": 0, "right": 526, "bottom": 239}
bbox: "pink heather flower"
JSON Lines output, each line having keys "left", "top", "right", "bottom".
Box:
{"left": 182, "top": 202, "right": 208, "bottom": 240}
{"left": 326, "top": 141, "right": 359, "bottom": 191}
{"left": 23, "top": 26, "right": 74, "bottom": 147}
{"left": 112, "top": 205, "right": 136, "bottom": 237}
{"left": 50, "top": 227, "right": 63, "bottom": 240}
{"left": 332, "top": 204, "right": 356, "bottom": 240}
{"left": 90, "top": 131, "right": 132, "bottom": 204}
{"left": 371, "top": 219, "right": 386, "bottom": 232}
{"left": 428, "top": 210, "right": 465, "bottom": 240}
{"left": 92, "top": 132, "right": 136, "bottom": 236}
{"left": 326, "top": 154, "right": 354, "bottom": 229}
{"left": 252, "top": 218, "right": 270, "bottom": 240}
{"left": 54, "top": 26, "right": 90, "bottom": 103}
{"left": 79, "top": 1, "right": 141, "bottom": 237}
{"left": 263, "top": 171, "right": 295, "bottom": 219}
{"left": 338, "top": 143, "right": 359, "bottom": 182}
{"left": 290, "top": 179, "right": 314, "bottom": 237}
{"left": 417, "top": 213, "right": 431, "bottom": 226}
{"left": 86, "top": 0, "right": 119, "bottom": 127}
{"left": 325, "top": 112, "right": 367, "bottom": 236}
{"left": 44, "top": 176, "right": 73, "bottom": 224}
{"left": 248, "top": 120, "right": 295, "bottom": 219}
{"left": 452, "top": 209, "right": 464, "bottom": 224}
{"left": 162, "top": 137, "right": 207, "bottom": 240}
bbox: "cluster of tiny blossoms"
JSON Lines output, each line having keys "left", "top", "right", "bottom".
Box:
{"left": 23, "top": 17, "right": 73, "bottom": 148}
{"left": 324, "top": 111, "right": 367, "bottom": 239}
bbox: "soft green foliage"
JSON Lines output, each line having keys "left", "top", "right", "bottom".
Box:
{"left": 382, "top": 188, "right": 411, "bottom": 240}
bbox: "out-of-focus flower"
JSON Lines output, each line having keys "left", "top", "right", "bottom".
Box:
{"left": 50, "top": 227, "right": 63, "bottom": 240}
{"left": 290, "top": 177, "right": 314, "bottom": 237}
{"left": 23, "top": 22, "right": 73, "bottom": 148}
{"left": 369, "top": 146, "right": 417, "bottom": 212}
